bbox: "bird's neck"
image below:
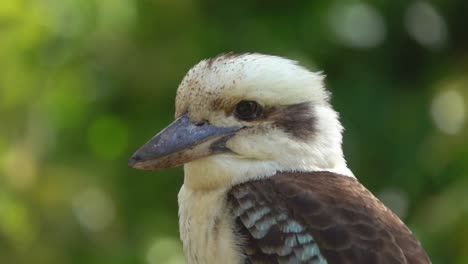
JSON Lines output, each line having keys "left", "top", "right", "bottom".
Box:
{"left": 183, "top": 153, "right": 353, "bottom": 191}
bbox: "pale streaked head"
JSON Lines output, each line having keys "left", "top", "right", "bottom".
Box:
{"left": 129, "top": 53, "right": 353, "bottom": 190}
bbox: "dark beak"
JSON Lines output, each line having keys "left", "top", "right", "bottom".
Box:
{"left": 128, "top": 114, "right": 242, "bottom": 170}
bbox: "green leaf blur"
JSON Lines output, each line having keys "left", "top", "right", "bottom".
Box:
{"left": 0, "top": 1, "right": 467, "bottom": 263}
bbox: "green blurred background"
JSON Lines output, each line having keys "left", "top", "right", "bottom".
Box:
{"left": 0, "top": 0, "right": 467, "bottom": 263}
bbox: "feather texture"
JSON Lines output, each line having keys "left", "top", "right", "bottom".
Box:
{"left": 228, "top": 171, "right": 431, "bottom": 264}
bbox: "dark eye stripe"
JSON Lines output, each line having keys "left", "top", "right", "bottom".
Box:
{"left": 262, "top": 102, "right": 317, "bottom": 140}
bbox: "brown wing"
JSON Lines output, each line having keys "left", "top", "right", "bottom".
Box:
{"left": 228, "top": 171, "right": 431, "bottom": 264}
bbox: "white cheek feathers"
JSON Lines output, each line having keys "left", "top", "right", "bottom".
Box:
{"left": 175, "top": 53, "right": 353, "bottom": 191}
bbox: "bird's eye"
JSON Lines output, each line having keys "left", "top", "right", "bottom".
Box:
{"left": 234, "top": 100, "right": 262, "bottom": 121}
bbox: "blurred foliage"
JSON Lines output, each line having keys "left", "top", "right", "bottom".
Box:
{"left": 0, "top": 0, "right": 467, "bottom": 263}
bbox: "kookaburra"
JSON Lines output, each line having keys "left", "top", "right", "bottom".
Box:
{"left": 128, "top": 53, "right": 431, "bottom": 264}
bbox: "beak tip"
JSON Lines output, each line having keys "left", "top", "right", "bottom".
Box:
{"left": 128, "top": 154, "right": 142, "bottom": 168}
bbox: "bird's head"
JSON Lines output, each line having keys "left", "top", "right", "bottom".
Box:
{"left": 129, "top": 53, "right": 353, "bottom": 190}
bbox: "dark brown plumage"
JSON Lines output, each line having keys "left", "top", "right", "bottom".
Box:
{"left": 262, "top": 102, "right": 317, "bottom": 140}
{"left": 228, "top": 171, "right": 431, "bottom": 264}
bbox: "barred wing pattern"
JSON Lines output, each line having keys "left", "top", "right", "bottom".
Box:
{"left": 228, "top": 171, "right": 431, "bottom": 264}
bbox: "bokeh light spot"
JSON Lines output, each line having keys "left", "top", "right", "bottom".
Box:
{"left": 328, "top": 3, "right": 386, "bottom": 49}
{"left": 430, "top": 89, "right": 465, "bottom": 135}
{"left": 146, "top": 237, "right": 185, "bottom": 264}
{"left": 0, "top": 193, "right": 36, "bottom": 247}
{"left": 88, "top": 115, "right": 128, "bottom": 160}
{"left": 2, "top": 144, "right": 38, "bottom": 192}
{"left": 72, "top": 187, "right": 116, "bottom": 232}
{"left": 404, "top": 1, "right": 448, "bottom": 49}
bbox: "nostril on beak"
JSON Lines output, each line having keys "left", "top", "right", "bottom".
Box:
{"left": 195, "top": 120, "right": 208, "bottom": 127}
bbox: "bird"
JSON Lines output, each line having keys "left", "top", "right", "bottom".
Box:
{"left": 128, "top": 53, "right": 431, "bottom": 264}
